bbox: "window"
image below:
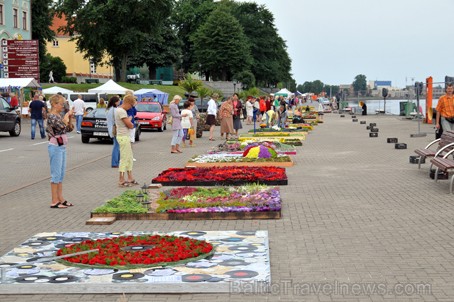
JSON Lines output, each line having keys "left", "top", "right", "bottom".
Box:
{"left": 0, "top": 5, "right": 3, "bottom": 25}
{"left": 52, "top": 40, "right": 59, "bottom": 47}
{"left": 22, "top": 11, "right": 26, "bottom": 30}
{"left": 13, "top": 9, "right": 17, "bottom": 28}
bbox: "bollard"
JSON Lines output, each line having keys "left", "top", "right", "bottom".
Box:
{"left": 409, "top": 155, "right": 425, "bottom": 164}
{"left": 371, "top": 128, "right": 379, "bottom": 133}
{"left": 352, "top": 119, "right": 358, "bottom": 122}
{"left": 370, "top": 123, "right": 376, "bottom": 127}
{"left": 366, "top": 126, "right": 371, "bottom": 130}
{"left": 369, "top": 132, "right": 378, "bottom": 137}
{"left": 387, "top": 138, "right": 398, "bottom": 143}
{"left": 360, "top": 121, "right": 366, "bottom": 124}
{"left": 340, "top": 115, "right": 345, "bottom": 117}
{"left": 395, "top": 143, "right": 407, "bottom": 149}
{"left": 351, "top": 115, "right": 357, "bottom": 118}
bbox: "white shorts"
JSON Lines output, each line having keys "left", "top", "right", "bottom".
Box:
{"left": 129, "top": 128, "right": 136, "bottom": 143}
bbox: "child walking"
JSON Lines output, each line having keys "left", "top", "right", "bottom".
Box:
{"left": 181, "top": 101, "right": 194, "bottom": 147}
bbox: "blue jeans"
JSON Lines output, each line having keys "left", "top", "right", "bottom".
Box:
{"left": 111, "top": 137, "right": 120, "bottom": 167}
{"left": 48, "top": 144, "right": 66, "bottom": 183}
{"left": 31, "top": 118, "right": 45, "bottom": 139}
{"left": 75, "top": 115, "right": 83, "bottom": 132}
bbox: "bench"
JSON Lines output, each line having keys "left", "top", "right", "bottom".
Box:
{"left": 430, "top": 150, "right": 454, "bottom": 193}
{"left": 414, "top": 130, "right": 454, "bottom": 169}
{"left": 85, "top": 79, "right": 99, "bottom": 84}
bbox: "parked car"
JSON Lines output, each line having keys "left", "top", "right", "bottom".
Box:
{"left": 80, "top": 108, "right": 141, "bottom": 144}
{"left": 0, "top": 97, "right": 21, "bottom": 136}
{"left": 135, "top": 102, "right": 167, "bottom": 132}
{"left": 45, "top": 93, "right": 107, "bottom": 113}
{"left": 178, "top": 98, "right": 211, "bottom": 112}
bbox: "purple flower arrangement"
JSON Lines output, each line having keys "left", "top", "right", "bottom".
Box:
{"left": 156, "top": 185, "right": 281, "bottom": 214}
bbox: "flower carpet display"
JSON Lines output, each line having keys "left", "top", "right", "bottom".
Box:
{"left": 208, "top": 141, "right": 296, "bottom": 155}
{"left": 186, "top": 153, "right": 293, "bottom": 168}
{"left": 156, "top": 185, "right": 281, "bottom": 214}
{"left": 56, "top": 234, "right": 214, "bottom": 269}
{"left": 152, "top": 166, "right": 288, "bottom": 186}
{"left": 236, "top": 137, "right": 303, "bottom": 146}
{"left": 0, "top": 231, "right": 271, "bottom": 294}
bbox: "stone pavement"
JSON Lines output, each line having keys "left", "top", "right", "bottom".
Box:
{"left": 1, "top": 113, "right": 453, "bottom": 302}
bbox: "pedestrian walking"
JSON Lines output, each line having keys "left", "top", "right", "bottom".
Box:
{"left": 73, "top": 94, "right": 85, "bottom": 133}
{"left": 206, "top": 93, "right": 219, "bottom": 141}
{"left": 29, "top": 94, "right": 47, "bottom": 139}
{"left": 188, "top": 97, "right": 199, "bottom": 141}
{"left": 436, "top": 83, "right": 454, "bottom": 132}
{"left": 181, "top": 101, "right": 194, "bottom": 147}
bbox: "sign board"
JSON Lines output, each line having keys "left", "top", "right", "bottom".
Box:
{"left": 1, "top": 40, "right": 40, "bottom": 81}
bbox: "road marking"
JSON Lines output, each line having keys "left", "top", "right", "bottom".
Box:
{"left": 32, "top": 141, "right": 48, "bottom": 146}
{"left": 0, "top": 148, "right": 14, "bottom": 153}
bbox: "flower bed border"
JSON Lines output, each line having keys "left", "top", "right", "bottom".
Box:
{"left": 88, "top": 211, "right": 281, "bottom": 224}
{"left": 185, "top": 160, "right": 293, "bottom": 168}
{"left": 151, "top": 179, "right": 288, "bottom": 186}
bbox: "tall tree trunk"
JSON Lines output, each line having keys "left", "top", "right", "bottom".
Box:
{"left": 120, "top": 54, "right": 128, "bottom": 82}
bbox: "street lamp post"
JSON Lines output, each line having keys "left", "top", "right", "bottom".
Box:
{"left": 233, "top": 80, "right": 237, "bottom": 94}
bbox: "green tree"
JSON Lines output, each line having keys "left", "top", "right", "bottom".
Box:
{"left": 32, "top": 0, "right": 55, "bottom": 78}
{"left": 353, "top": 74, "right": 367, "bottom": 95}
{"left": 40, "top": 54, "right": 66, "bottom": 82}
{"left": 234, "top": 70, "right": 255, "bottom": 90}
{"left": 55, "top": 0, "right": 173, "bottom": 82}
{"left": 179, "top": 74, "right": 203, "bottom": 95}
{"left": 231, "top": 2, "right": 291, "bottom": 87}
{"left": 191, "top": 7, "right": 252, "bottom": 81}
{"left": 129, "top": 19, "right": 182, "bottom": 79}
{"left": 171, "top": 0, "right": 216, "bottom": 74}
{"left": 312, "top": 80, "right": 324, "bottom": 94}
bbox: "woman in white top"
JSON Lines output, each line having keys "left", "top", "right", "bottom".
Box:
{"left": 245, "top": 97, "right": 253, "bottom": 125}
{"left": 180, "top": 101, "right": 194, "bottom": 147}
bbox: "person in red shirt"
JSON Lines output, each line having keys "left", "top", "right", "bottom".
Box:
{"left": 265, "top": 97, "right": 271, "bottom": 111}
{"left": 10, "top": 93, "right": 18, "bottom": 109}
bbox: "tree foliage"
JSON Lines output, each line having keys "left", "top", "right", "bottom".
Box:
{"left": 191, "top": 7, "right": 252, "bottom": 81}
{"left": 55, "top": 0, "right": 173, "bottom": 81}
{"left": 234, "top": 70, "right": 255, "bottom": 90}
{"left": 171, "top": 0, "right": 216, "bottom": 73}
{"left": 129, "top": 18, "right": 182, "bottom": 79}
{"left": 40, "top": 54, "right": 67, "bottom": 83}
{"left": 32, "top": 0, "right": 55, "bottom": 77}
{"left": 353, "top": 74, "right": 367, "bottom": 94}
{"left": 179, "top": 74, "right": 203, "bottom": 94}
{"left": 230, "top": 2, "right": 292, "bottom": 87}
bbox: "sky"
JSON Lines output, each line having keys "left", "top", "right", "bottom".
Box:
{"left": 236, "top": 0, "right": 454, "bottom": 88}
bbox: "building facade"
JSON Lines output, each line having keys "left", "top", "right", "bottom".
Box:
{"left": 46, "top": 15, "right": 112, "bottom": 83}
{"left": 0, "top": 0, "right": 31, "bottom": 41}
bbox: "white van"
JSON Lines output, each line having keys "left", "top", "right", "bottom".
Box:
{"left": 44, "top": 92, "right": 107, "bottom": 112}
{"left": 67, "top": 93, "right": 108, "bottom": 112}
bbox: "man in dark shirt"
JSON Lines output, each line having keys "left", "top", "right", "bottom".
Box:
{"left": 29, "top": 94, "right": 46, "bottom": 139}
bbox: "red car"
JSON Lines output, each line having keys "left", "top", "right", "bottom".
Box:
{"left": 135, "top": 102, "right": 167, "bottom": 132}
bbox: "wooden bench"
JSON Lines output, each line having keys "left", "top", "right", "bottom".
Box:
{"left": 430, "top": 149, "right": 454, "bottom": 193}
{"left": 414, "top": 130, "right": 454, "bottom": 169}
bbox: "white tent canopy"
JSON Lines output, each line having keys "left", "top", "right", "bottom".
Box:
{"left": 42, "top": 86, "right": 74, "bottom": 95}
{"left": 0, "top": 78, "right": 40, "bottom": 89}
{"left": 274, "top": 88, "right": 294, "bottom": 97}
{"left": 88, "top": 80, "right": 129, "bottom": 94}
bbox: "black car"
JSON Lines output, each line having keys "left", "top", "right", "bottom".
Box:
{"left": 80, "top": 108, "right": 141, "bottom": 144}
{"left": 0, "top": 97, "right": 21, "bottom": 136}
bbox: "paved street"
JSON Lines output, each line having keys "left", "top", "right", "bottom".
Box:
{"left": 0, "top": 113, "right": 453, "bottom": 302}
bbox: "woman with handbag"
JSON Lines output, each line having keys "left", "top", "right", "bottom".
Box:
{"left": 46, "top": 94, "right": 74, "bottom": 209}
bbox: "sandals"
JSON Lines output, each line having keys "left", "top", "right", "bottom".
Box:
{"left": 62, "top": 200, "right": 74, "bottom": 207}
{"left": 127, "top": 180, "right": 139, "bottom": 185}
{"left": 50, "top": 202, "right": 67, "bottom": 209}
{"left": 209, "top": 138, "right": 215, "bottom": 141}
{"left": 118, "top": 182, "right": 132, "bottom": 188}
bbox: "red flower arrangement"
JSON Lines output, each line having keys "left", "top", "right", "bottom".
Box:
{"left": 152, "top": 166, "right": 288, "bottom": 186}
{"left": 56, "top": 235, "right": 214, "bottom": 269}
